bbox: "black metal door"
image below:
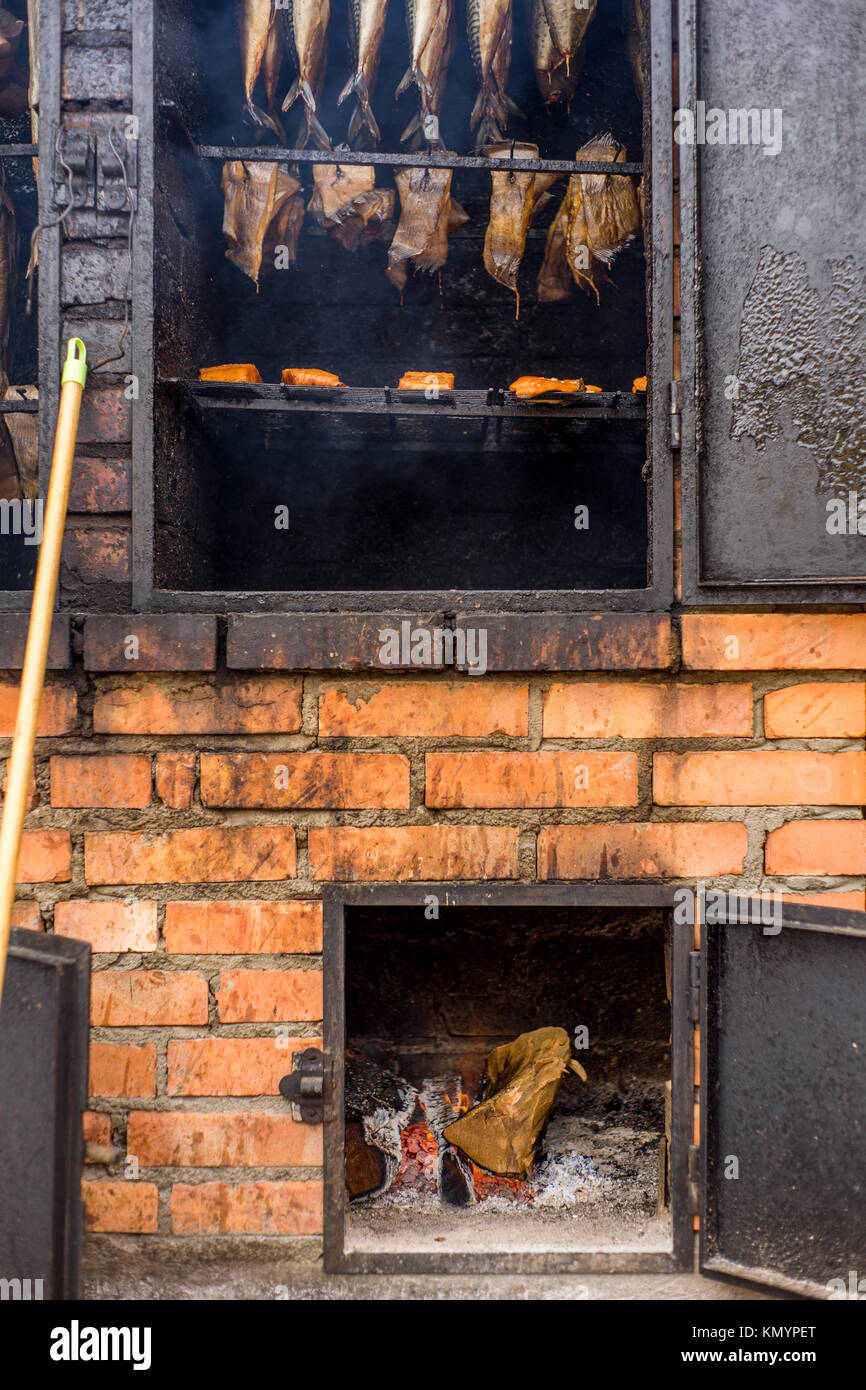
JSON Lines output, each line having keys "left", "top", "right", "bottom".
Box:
{"left": 679, "top": 0, "right": 866, "bottom": 602}
{"left": 701, "top": 903, "right": 866, "bottom": 1298}
{"left": 0, "top": 929, "right": 90, "bottom": 1300}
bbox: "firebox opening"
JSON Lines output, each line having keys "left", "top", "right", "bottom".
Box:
{"left": 343, "top": 904, "right": 672, "bottom": 1256}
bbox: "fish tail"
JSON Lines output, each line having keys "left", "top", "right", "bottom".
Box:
{"left": 400, "top": 110, "right": 422, "bottom": 143}
{"left": 245, "top": 97, "right": 286, "bottom": 141}
{"left": 395, "top": 65, "right": 433, "bottom": 102}
{"left": 395, "top": 65, "right": 414, "bottom": 98}
{"left": 281, "top": 77, "right": 301, "bottom": 113}
{"left": 348, "top": 101, "right": 381, "bottom": 146}
{"left": 306, "top": 108, "right": 332, "bottom": 151}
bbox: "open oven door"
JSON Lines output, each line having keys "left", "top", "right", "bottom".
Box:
{"left": 700, "top": 902, "right": 866, "bottom": 1299}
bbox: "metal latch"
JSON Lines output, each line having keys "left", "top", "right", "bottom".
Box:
{"left": 96, "top": 129, "right": 138, "bottom": 212}
{"left": 279, "top": 1048, "right": 324, "bottom": 1124}
{"left": 55, "top": 129, "right": 95, "bottom": 209}
{"left": 688, "top": 1144, "right": 701, "bottom": 1214}
{"left": 688, "top": 950, "right": 702, "bottom": 1023}
{"left": 669, "top": 378, "right": 682, "bottom": 450}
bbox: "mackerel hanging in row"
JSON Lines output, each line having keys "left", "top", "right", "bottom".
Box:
{"left": 339, "top": 0, "right": 390, "bottom": 146}
{"left": 239, "top": 0, "right": 285, "bottom": 138}
{"left": 466, "top": 0, "right": 518, "bottom": 149}
{"left": 396, "top": 0, "right": 455, "bottom": 148}
{"left": 281, "top": 0, "right": 332, "bottom": 149}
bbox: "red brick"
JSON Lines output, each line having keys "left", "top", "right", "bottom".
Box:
{"left": 90, "top": 971, "right": 208, "bottom": 1026}
{"left": 319, "top": 682, "right": 529, "bottom": 737}
{"left": 764, "top": 683, "right": 866, "bottom": 738}
{"left": 155, "top": 753, "right": 196, "bottom": 810}
{"left": 765, "top": 821, "right": 866, "bottom": 876}
{"left": 426, "top": 751, "right": 638, "bottom": 809}
{"left": 200, "top": 752, "right": 409, "bottom": 810}
{"left": 167, "top": 1037, "right": 320, "bottom": 1096}
{"left": 1, "top": 757, "right": 37, "bottom": 811}
{"left": 55, "top": 899, "right": 159, "bottom": 952}
{"left": 90, "top": 1042, "right": 157, "bottom": 1098}
{"left": 63, "top": 527, "right": 131, "bottom": 584}
{"left": 127, "top": 1111, "right": 322, "bottom": 1167}
{"left": 11, "top": 901, "right": 41, "bottom": 930}
{"left": 543, "top": 682, "right": 753, "bottom": 738}
{"left": 83, "top": 1182, "right": 158, "bottom": 1234}
{"left": 782, "top": 890, "right": 866, "bottom": 911}
{"left": 93, "top": 675, "right": 303, "bottom": 734}
{"left": 77, "top": 387, "right": 130, "bottom": 444}
{"left": 654, "top": 751, "right": 866, "bottom": 806}
{"left": 83, "top": 1111, "right": 110, "bottom": 1146}
{"left": 0, "top": 682, "right": 77, "bottom": 736}
{"left": 50, "top": 754, "right": 152, "bottom": 808}
{"left": 17, "top": 831, "right": 71, "bottom": 883}
{"left": 538, "top": 823, "right": 748, "bottom": 879}
{"left": 164, "top": 900, "right": 322, "bottom": 954}
{"left": 171, "top": 1181, "right": 322, "bottom": 1235}
{"left": 683, "top": 615, "right": 866, "bottom": 670}
{"left": 69, "top": 456, "right": 131, "bottom": 512}
{"left": 85, "top": 827, "right": 297, "bottom": 885}
{"left": 309, "top": 826, "right": 519, "bottom": 881}
{"left": 216, "top": 969, "right": 322, "bottom": 1023}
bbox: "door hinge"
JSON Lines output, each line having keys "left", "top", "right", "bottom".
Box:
{"left": 688, "top": 1144, "right": 701, "bottom": 1215}
{"left": 689, "top": 950, "right": 702, "bottom": 1023}
{"left": 669, "top": 379, "right": 682, "bottom": 450}
{"left": 279, "top": 1047, "right": 324, "bottom": 1125}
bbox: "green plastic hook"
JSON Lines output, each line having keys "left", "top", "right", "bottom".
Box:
{"left": 61, "top": 337, "right": 88, "bottom": 388}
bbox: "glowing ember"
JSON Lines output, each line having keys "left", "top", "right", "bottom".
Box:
{"left": 390, "top": 1123, "right": 438, "bottom": 1192}
{"left": 471, "top": 1166, "right": 531, "bottom": 1203}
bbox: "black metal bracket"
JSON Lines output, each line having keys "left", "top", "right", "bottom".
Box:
{"left": 279, "top": 1047, "right": 324, "bottom": 1124}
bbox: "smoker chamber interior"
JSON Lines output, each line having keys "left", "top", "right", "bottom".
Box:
{"left": 152, "top": 0, "right": 650, "bottom": 594}
{"left": 343, "top": 904, "right": 672, "bottom": 1256}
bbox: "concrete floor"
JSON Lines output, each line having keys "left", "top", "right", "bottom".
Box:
{"left": 83, "top": 1237, "right": 779, "bottom": 1301}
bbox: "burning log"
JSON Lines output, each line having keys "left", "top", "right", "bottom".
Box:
{"left": 443, "top": 1026, "right": 586, "bottom": 1179}
{"left": 344, "top": 1048, "right": 418, "bottom": 1200}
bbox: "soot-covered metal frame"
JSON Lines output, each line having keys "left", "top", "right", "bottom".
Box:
{"left": 0, "top": 0, "right": 60, "bottom": 612}
{"left": 130, "top": 0, "right": 676, "bottom": 615}
{"left": 321, "top": 883, "right": 694, "bottom": 1275}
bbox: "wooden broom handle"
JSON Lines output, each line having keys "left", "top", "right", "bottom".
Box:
{"left": 0, "top": 338, "right": 87, "bottom": 1004}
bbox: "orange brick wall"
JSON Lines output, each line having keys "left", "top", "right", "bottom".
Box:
{"left": 1, "top": 628, "right": 864, "bottom": 1246}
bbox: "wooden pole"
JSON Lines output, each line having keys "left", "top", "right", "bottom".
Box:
{"left": 0, "top": 338, "right": 87, "bottom": 1004}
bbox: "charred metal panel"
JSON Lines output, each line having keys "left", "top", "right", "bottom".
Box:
{"left": 680, "top": 0, "right": 866, "bottom": 601}
{"left": 0, "top": 929, "right": 90, "bottom": 1300}
{"left": 701, "top": 905, "right": 866, "bottom": 1297}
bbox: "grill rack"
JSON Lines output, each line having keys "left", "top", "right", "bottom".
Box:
{"left": 196, "top": 145, "right": 644, "bottom": 178}
{"left": 174, "top": 379, "right": 648, "bottom": 422}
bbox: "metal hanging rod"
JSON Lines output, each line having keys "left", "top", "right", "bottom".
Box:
{"left": 0, "top": 144, "right": 38, "bottom": 159}
{"left": 196, "top": 145, "right": 643, "bottom": 177}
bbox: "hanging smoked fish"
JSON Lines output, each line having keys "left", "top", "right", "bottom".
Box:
{"left": 396, "top": 0, "right": 454, "bottom": 149}
{"left": 528, "top": 0, "right": 595, "bottom": 107}
{"left": 339, "top": 0, "right": 389, "bottom": 146}
{"left": 281, "top": 0, "right": 331, "bottom": 149}
{"left": 466, "top": 0, "right": 517, "bottom": 150}
{"left": 240, "top": 0, "right": 285, "bottom": 138}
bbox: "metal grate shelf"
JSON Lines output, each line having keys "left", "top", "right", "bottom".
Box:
{"left": 171, "top": 379, "right": 648, "bottom": 421}
{"left": 195, "top": 145, "right": 643, "bottom": 177}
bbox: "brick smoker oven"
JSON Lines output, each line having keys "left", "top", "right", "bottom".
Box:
{"left": 0, "top": 0, "right": 864, "bottom": 1299}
